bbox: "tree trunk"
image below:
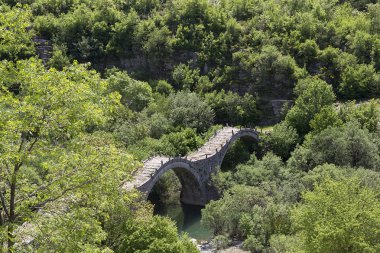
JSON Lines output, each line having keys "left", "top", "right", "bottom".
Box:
{"left": 7, "top": 164, "right": 19, "bottom": 253}
{"left": 0, "top": 209, "right": 3, "bottom": 252}
{"left": 7, "top": 224, "right": 14, "bottom": 253}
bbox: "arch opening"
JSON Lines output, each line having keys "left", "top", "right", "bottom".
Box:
{"left": 147, "top": 165, "right": 204, "bottom": 206}
{"left": 220, "top": 135, "right": 260, "bottom": 172}
{"left": 147, "top": 170, "right": 181, "bottom": 209}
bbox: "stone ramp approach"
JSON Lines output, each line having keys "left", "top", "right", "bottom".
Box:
{"left": 123, "top": 126, "right": 259, "bottom": 205}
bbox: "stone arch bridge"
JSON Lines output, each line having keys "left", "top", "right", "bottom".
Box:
{"left": 123, "top": 127, "right": 260, "bottom": 206}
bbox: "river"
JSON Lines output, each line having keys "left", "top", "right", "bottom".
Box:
{"left": 152, "top": 198, "right": 213, "bottom": 241}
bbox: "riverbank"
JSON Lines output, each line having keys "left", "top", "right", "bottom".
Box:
{"left": 198, "top": 241, "right": 249, "bottom": 253}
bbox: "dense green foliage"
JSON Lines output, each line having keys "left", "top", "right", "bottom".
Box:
{"left": 293, "top": 177, "right": 380, "bottom": 253}
{"left": 20, "top": 0, "right": 380, "bottom": 101}
{"left": 0, "top": 4, "right": 35, "bottom": 60}
{"left": 2, "top": 0, "right": 380, "bottom": 252}
{"left": 204, "top": 156, "right": 380, "bottom": 252}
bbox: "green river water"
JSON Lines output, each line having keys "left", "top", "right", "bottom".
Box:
{"left": 153, "top": 201, "right": 213, "bottom": 241}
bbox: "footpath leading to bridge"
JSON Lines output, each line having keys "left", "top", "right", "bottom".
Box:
{"left": 123, "top": 126, "right": 260, "bottom": 205}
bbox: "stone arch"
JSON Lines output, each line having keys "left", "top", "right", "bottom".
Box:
{"left": 125, "top": 127, "right": 261, "bottom": 206}
{"left": 140, "top": 160, "right": 206, "bottom": 206}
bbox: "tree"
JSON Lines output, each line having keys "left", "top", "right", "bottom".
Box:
{"left": 158, "top": 128, "right": 202, "bottom": 156}
{"left": 166, "top": 91, "right": 214, "bottom": 133}
{"left": 296, "top": 39, "right": 319, "bottom": 67}
{"left": 301, "top": 164, "right": 380, "bottom": 192}
{"left": 347, "top": 0, "right": 377, "bottom": 10}
{"left": 155, "top": 80, "right": 173, "bottom": 95}
{"left": 172, "top": 64, "right": 200, "bottom": 90}
{"left": 233, "top": 153, "right": 285, "bottom": 186}
{"left": 47, "top": 45, "right": 71, "bottom": 70}
{"left": 15, "top": 132, "right": 137, "bottom": 253}
{"left": 201, "top": 184, "right": 290, "bottom": 244}
{"left": 338, "top": 100, "right": 380, "bottom": 132}
{"left": 286, "top": 76, "right": 336, "bottom": 136}
{"left": 292, "top": 177, "right": 380, "bottom": 253}
{"left": 262, "top": 122, "right": 299, "bottom": 159}
{"left": 307, "top": 122, "right": 380, "bottom": 170}
{"left": 107, "top": 69, "right": 153, "bottom": 112}
{"left": 350, "top": 31, "right": 373, "bottom": 64}
{"left": 142, "top": 26, "right": 173, "bottom": 62}
{"left": 237, "top": 45, "right": 303, "bottom": 94}
{"left": 0, "top": 59, "right": 122, "bottom": 251}
{"left": 309, "top": 106, "right": 343, "bottom": 134}
{"left": 0, "top": 4, "right": 35, "bottom": 60}
{"left": 107, "top": 10, "right": 140, "bottom": 56}
{"left": 205, "top": 90, "right": 258, "bottom": 126}
{"left": 368, "top": 3, "right": 380, "bottom": 35}
{"left": 268, "top": 234, "right": 301, "bottom": 253}
{"left": 339, "top": 64, "right": 379, "bottom": 98}
{"left": 317, "top": 47, "right": 357, "bottom": 90}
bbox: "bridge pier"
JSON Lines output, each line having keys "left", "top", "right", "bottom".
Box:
{"left": 180, "top": 184, "right": 207, "bottom": 206}
{"left": 180, "top": 178, "right": 219, "bottom": 206}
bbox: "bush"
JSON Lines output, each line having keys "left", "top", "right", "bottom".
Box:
{"left": 211, "top": 235, "right": 231, "bottom": 250}
{"left": 118, "top": 216, "right": 199, "bottom": 253}
{"left": 338, "top": 100, "right": 380, "bottom": 132}
{"left": 48, "top": 46, "right": 70, "bottom": 70}
{"left": 202, "top": 185, "right": 277, "bottom": 239}
{"left": 234, "top": 153, "right": 285, "bottom": 186}
{"left": 242, "top": 235, "right": 265, "bottom": 253}
{"left": 172, "top": 64, "right": 200, "bottom": 90}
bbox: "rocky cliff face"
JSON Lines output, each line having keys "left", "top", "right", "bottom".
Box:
{"left": 34, "top": 37, "right": 52, "bottom": 64}
{"left": 32, "top": 37, "right": 293, "bottom": 124}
